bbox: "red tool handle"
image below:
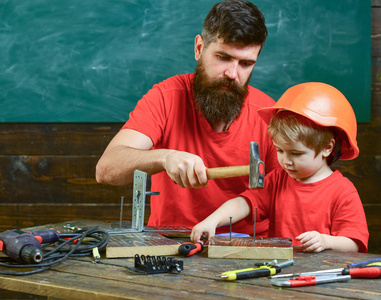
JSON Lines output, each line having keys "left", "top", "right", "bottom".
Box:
{"left": 289, "top": 275, "right": 317, "bottom": 287}
{"left": 343, "top": 267, "right": 381, "bottom": 278}
{"left": 178, "top": 242, "right": 204, "bottom": 257}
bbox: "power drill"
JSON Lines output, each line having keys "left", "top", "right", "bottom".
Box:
{"left": 0, "top": 229, "right": 60, "bottom": 264}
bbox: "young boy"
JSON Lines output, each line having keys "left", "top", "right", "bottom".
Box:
{"left": 191, "top": 82, "right": 369, "bottom": 253}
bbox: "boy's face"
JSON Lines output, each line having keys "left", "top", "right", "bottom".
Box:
{"left": 273, "top": 139, "right": 333, "bottom": 183}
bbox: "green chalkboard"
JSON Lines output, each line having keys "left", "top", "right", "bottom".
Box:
{"left": 0, "top": 0, "right": 371, "bottom": 122}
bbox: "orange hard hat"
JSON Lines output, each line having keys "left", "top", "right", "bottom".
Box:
{"left": 258, "top": 82, "right": 359, "bottom": 160}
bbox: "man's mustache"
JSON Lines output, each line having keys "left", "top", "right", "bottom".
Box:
{"left": 207, "top": 77, "right": 245, "bottom": 93}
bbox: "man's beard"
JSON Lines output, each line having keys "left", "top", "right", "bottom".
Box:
{"left": 193, "top": 60, "right": 250, "bottom": 127}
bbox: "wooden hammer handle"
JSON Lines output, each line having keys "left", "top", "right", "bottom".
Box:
{"left": 206, "top": 165, "right": 250, "bottom": 180}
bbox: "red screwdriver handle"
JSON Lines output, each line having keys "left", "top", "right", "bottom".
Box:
{"left": 178, "top": 242, "right": 204, "bottom": 257}
{"left": 344, "top": 267, "right": 381, "bottom": 278}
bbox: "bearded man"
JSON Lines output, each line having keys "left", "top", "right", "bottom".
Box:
{"left": 96, "top": 0, "right": 279, "bottom": 237}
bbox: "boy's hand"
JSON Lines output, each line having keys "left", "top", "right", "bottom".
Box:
{"left": 191, "top": 220, "right": 217, "bottom": 244}
{"left": 296, "top": 231, "right": 326, "bottom": 253}
{"left": 190, "top": 197, "right": 250, "bottom": 244}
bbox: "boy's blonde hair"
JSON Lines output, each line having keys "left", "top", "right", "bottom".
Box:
{"left": 268, "top": 111, "right": 334, "bottom": 158}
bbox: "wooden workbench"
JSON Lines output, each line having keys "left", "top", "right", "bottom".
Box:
{"left": 0, "top": 220, "right": 380, "bottom": 299}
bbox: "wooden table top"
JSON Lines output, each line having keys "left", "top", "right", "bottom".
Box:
{"left": 1, "top": 220, "right": 380, "bottom": 299}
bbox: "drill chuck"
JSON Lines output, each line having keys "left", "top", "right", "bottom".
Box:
{"left": 21, "top": 245, "right": 43, "bottom": 264}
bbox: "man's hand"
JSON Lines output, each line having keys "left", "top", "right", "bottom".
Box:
{"left": 163, "top": 150, "right": 208, "bottom": 188}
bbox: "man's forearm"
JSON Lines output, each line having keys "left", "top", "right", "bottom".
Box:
{"left": 96, "top": 146, "right": 171, "bottom": 186}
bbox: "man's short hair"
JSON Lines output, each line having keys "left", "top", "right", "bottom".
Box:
{"left": 202, "top": 0, "right": 268, "bottom": 49}
{"left": 268, "top": 111, "right": 334, "bottom": 157}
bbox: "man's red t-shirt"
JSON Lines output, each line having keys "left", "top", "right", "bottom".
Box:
{"left": 122, "top": 73, "right": 279, "bottom": 236}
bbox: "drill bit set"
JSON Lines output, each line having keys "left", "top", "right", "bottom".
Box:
{"left": 129, "top": 254, "right": 183, "bottom": 274}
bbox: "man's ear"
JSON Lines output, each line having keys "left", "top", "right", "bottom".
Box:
{"left": 322, "top": 138, "right": 335, "bottom": 158}
{"left": 194, "top": 35, "right": 204, "bottom": 61}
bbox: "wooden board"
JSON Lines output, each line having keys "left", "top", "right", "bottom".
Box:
{"left": 208, "top": 236, "right": 293, "bottom": 260}
{"left": 106, "top": 232, "right": 181, "bottom": 258}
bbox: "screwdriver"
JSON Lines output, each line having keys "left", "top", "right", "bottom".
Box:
{"left": 221, "top": 259, "right": 294, "bottom": 281}
{"left": 348, "top": 258, "right": 381, "bottom": 269}
{"left": 178, "top": 242, "right": 204, "bottom": 257}
{"left": 270, "top": 267, "right": 381, "bottom": 279}
{"left": 221, "top": 265, "right": 281, "bottom": 281}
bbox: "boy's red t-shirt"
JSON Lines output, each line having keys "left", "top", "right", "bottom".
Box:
{"left": 241, "top": 168, "right": 369, "bottom": 252}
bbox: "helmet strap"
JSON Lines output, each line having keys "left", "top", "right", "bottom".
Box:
{"left": 330, "top": 134, "right": 343, "bottom": 165}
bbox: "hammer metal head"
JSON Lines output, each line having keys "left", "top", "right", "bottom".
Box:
{"left": 249, "top": 141, "right": 265, "bottom": 188}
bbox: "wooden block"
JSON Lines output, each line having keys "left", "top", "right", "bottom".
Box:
{"left": 208, "top": 236, "right": 293, "bottom": 260}
{"left": 106, "top": 232, "right": 181, "bottom": 258}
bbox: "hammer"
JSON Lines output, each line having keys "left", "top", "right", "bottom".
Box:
{"left": 206, "top": 141, "right": 265, "bottom": 188}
